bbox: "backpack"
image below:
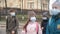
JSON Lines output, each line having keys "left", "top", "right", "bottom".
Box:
{"left": 36, "top": 22, "right": 39, "bottom": 34}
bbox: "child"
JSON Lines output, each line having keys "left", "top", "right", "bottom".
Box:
{"left": 21, "top": 11, "right": 42, "bottom": 34}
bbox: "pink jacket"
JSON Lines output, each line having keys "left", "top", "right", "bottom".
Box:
{"left": 21, "top": 22, "right": 42, "bottom": 34}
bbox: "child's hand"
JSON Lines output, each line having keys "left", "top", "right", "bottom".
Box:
{"left": 21, "top": 30, "right": 26, "bottom": 34}
{"left": 42, "top": 27, "right": 44, "bottom": 30}
{"left": 12, "top": 31, "right": 15, "bottom": 34}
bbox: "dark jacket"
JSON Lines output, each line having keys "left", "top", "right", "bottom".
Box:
{"left": 46, "top": 16, "right": 60, "bottom": 34}
{"left": 41, "top": 18, "right": 48, "bottom": 34}
{"left": 6, "top": 15, "right": 19, "bottom": 34}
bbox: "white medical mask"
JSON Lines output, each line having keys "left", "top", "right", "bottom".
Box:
{"left": 50, "top": 9, "right": 60, "bottom": 15}
{"left": 42, "top": 17, "right": 47, "bottom": 20}
{"left": 10, "top": 12, "right": 15, "bottom": 16}
{"left": 30, "top": 17, "right": 36, "bottom": 22}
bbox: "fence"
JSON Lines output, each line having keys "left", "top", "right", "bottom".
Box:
{"left": 0, "top": 8, "right": 49, "bottom": 23}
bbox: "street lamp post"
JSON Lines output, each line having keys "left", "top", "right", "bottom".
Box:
{"left": 0, "top": 7, "right": 1, "bottom": 21}
{"left": 21, "top": 0, "right": 23, "bottom": 13}
{"left": 5, "top": 0, "right": 7, "bottom": 15}
{"left": 21, "top": 0, "right": 24, "bottom": 20}
{"left": 41, "top": 0, "right": 42, "bottom": 12}
{"left": 0, "top": 1, "right": 1, "bottom": 21}
{"left": 48, "top": 0, "right": 50, "bottom": 11}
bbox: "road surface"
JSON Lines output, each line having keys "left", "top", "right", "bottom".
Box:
{"left": 0, "top": 21, "right": 24, "bottom": 34}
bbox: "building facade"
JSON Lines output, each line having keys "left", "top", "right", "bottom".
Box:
{"left": 0, "top": 0, "right": 5, "bottom": 7}
{"left": 23, "top": 0, "right": 41, "bottom": 9}
{"left": 0, "top": 0, "right": 49, "bottom": 11}
{"left": 21, "top": 0, "right": 49, "bottom": 11}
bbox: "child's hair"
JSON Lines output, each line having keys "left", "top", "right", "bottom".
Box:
{"left": 23, "top": 11, "right": 36, "bottom": 32}
{"left": 23, "top": 19, "right": 30, "bottom": 32}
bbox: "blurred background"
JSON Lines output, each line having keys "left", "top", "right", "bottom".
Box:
{"left": 0, "top": 0, "right": 49, "bottom": 34}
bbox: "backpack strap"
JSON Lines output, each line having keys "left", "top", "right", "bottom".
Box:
{"left": 36, "top": 22, "right": 39, "bottom": 34}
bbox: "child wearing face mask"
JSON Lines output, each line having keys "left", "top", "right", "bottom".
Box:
{"left": 41, "top": 12, "right": 49, "bottom": 34}
{"left": 46, "top": 0, "right": 60, "bottom": 34}
{"left": 21, "top": 11, "right": 42, "bottom": 34}
{"left": 6, "top": 9, "right": 19, "bottom": 34}
{"left": 41, "top": 16, "right": 48, "bottom": 34}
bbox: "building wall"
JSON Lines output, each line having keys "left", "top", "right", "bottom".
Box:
{"left": 23, "top": 0, "right": 49, "bottom": 11}
{"left": 23, "top": 0, "right": 41, "bottom": 9}
{"left": 0, "top": 0, "right": 5, "bottom": 7}
{"left": 7, "top": 0, "right": 21, "bottom": 8}
{"left": 41, "top": 0, "right": 49, "bottom": 10}
{"left": 0, "top": 0, "right": 49, "bottom": 11}
{"left": 0, "top": 0, "right": 21, "bottom": 8}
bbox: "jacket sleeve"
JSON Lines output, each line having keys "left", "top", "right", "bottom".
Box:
{"left": 6, "top": 17, "right": 8, "bottom": 31}
{"left": 21, "top": 30, "right": 26, "bottom": 34}
{"left": 46, "top": 24, "right": 50, "bottom": 34}
{"left": 41, "top": 21, "right": 44, "bottom": 27}
{"left": 14, "top": 17, "right": 19, "bottom": 29}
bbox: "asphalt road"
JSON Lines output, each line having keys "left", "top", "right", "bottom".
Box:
{"left": 0, "top": 28, "right": 21, "bottom": 34}
{"left": 0, "top": 28, "right": 6, "bottom": 34}
{"left": 0, "top": 21, "right": 24, "bottom": 34}
{"left": 0, "top": 26, "right": 22, "bottom": 34}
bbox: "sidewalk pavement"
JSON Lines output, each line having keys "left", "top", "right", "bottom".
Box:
{"left": 0, "top": 21, "right": 24, "bottom": 34}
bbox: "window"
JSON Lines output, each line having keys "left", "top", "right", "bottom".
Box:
{"left": 27, "top": 0, "right": 34, "bottom": 3}
{"left": 27, "top": 2, "right": 34, "bottom": 9}
{"left": 27, "top": 0, "right": 34, "bottom": 1}
{"left": 38, "top": 0, "right": 41, "bottom": 9}
{"left": 42, "top": 4, "right": 48, "bottom": 10}
{"left": 45, "top": 0, "right": 49, "bottom": 2}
